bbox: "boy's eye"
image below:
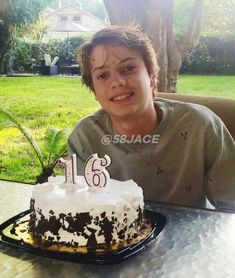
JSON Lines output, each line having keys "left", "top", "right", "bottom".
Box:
{"left": 123, "top": 65, "right": 137, "bottom": 72}
{"left": 97, "top": 72, "right": 109, "bottom": 80}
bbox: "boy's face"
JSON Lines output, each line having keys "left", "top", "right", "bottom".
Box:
{"left": 90, "top": 44, "right": 155, "bottom": 121}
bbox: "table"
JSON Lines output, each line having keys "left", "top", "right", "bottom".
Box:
{"left": 0, "top": 180, "right": 235, "bottom": 278}
{"left": 59, "top": 65, "right": 81, "bottom": 76}
{"left": 38, "top": 65, "right": 58, "bottom": 75}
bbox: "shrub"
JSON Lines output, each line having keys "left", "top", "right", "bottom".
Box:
{"left": 181, "top": 36, "right": 235, "bottom": 75}
{"left": 3, "top": 36, "right": 85, "bottom": 73}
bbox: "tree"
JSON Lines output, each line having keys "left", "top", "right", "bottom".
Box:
{"left": 203, "top": 0, "right": 235, "bottom": 37}
{"left": 24, "top": 15, "right": 50, "bottom": 42}
{"left": 103, "top": 0, "right": 203, "bottom": 93}
{"left": 0, "top": 0, "right": 52, "bottom": 71}
{"left": 79, "top": 0, "right": 108, "bottom": 21}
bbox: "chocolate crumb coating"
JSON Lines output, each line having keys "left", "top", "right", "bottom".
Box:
{"left": 29, "top": 201, "right": 146, "bottom": 249}
{"left": 28, "top": 177, "right": 146, "bottom": 249}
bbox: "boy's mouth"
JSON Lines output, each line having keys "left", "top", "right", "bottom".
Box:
{"left": 110, "top": 92, "right": 134, "bottom": 102}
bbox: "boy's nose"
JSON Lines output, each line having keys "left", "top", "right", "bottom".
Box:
{"left": 111, "top": 72, "right": 126, "bottom": 89}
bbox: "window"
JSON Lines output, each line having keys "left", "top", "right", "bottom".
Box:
{"left": 73, "top": 15, "right": 81, "bottom": 22}
{"left": 60, "top": 16, "right": 68, "bottom": 22}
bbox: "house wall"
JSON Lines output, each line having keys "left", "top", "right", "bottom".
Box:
{"left": 45, "top": 6, "right": 108, "bottom": 40}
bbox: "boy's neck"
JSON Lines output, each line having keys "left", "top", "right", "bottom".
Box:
{"left": 111, "top": 105, "right": 161, "bottom": 137}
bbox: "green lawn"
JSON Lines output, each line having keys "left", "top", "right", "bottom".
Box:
{"left": 178, "top": 75, "right": 235, "bottom": 99}
{"left": 0, "top": 76, "right": 99, "bottom": 183}
{"left": 0, "top": 75, "right": 235, "bottom": 183}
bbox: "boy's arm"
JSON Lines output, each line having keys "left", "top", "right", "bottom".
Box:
{"left": 205, "top": 119, "right": 235, "bottom": 211}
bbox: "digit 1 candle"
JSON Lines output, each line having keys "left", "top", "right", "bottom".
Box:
{"left": 84, "top": 153, "right": 111, "bottom": 188}
{"left": 59, "top": 154, "right": 77, "bottom": 184}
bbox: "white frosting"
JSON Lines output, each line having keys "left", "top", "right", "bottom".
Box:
{"left": 30, "top": 176, "right": 145, "bottom": 247}
{"left": 33, "top": 176, "right": 143, "bottom": 211}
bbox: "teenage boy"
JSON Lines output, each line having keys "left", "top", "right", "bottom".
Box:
{"left": 68, "top": 26, "right": 235, "bottom": 210}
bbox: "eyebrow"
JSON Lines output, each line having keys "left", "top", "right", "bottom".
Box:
{"left": 92, "top": 57, "right": 137, "bottom": 73}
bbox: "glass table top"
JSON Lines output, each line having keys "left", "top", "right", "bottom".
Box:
{"left": 0, "top": 180, "right": 235, "bottom": 278}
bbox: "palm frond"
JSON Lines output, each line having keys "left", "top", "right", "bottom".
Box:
{"left": 0, "top": 108, "right": 44, "bottom": 169}
{"left": 0, "top": 121, "right": 15, "bottom": 130}
{"left": 42, "top": 127, "right": 70, "bottom": 166}
{"left": 51, "top": 149, "right": 68, "bottom": 169}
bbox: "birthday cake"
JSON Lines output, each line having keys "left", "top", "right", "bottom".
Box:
{"left": 28, "top": 154, "right": 148, "bottom": 251}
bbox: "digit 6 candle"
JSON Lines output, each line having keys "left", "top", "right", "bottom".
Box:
{"left": 84, "top": 153, "right": 111, "bottom": 187}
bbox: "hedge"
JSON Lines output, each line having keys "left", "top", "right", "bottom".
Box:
{"left": 3, "top": 36, "right": 85, "bottom": 73}
{"left": 181, "top": 36, "right": 235, "bottom": 75}
{"left": 4, "top": 35, "right": 235, "bottom": 75}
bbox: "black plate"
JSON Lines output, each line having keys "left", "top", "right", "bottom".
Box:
{"left": 0, "top": 209, "right": 167, "bottom": 265}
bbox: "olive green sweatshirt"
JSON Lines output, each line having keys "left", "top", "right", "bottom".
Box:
{"left": 68, "top": 99, "right": 235, "bottom": 210}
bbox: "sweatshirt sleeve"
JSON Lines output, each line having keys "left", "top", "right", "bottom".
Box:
{"left": 205, "top": 115, "right": 235, "bottom": 211}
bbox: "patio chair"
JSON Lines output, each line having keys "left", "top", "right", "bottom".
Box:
{"left": 157, "top": 93, "right": 235, "bottom": 140}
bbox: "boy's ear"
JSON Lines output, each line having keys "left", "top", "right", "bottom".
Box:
{"left": 150, "top": 75, "right": 157, "bottom": 89}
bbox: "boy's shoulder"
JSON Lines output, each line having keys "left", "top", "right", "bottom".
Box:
{"left": 156, "top": 98, "right": 222, "bottom": 126}
{"left": 70, "top": 108, "right": 109, "bottom": 133}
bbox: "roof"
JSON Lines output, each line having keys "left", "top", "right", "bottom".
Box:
{"left": 49, "top": 21, "right": 89, "bottom": 32}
